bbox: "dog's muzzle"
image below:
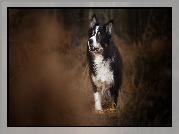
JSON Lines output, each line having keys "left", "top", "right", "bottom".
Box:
{"left": 88, "top": 39, "right": 100, "bottom": 52}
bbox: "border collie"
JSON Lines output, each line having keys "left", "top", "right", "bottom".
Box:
{"left": 87, "top": 14, "right": 123, "bottom": 111}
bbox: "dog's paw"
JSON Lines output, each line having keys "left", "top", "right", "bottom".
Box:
{"left": 95, "top": 110, "right": 104, "bottom": 114}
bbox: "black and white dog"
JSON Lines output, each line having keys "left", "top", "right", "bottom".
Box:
{"left": 87, "top": 14, "right": 123, "bottom": 111}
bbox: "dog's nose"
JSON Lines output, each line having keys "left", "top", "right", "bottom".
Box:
{"left": 89, "top": 39, "right": 93, "bottom": 44}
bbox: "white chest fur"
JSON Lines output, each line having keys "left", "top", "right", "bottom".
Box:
{"left": 91, "top": 55, "right": 114, "bottom": 93}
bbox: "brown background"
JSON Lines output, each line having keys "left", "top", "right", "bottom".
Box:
{"left": 8, "top": 8, "right": 171, "bottom": 126}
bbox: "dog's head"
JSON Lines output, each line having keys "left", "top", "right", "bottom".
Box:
{"left": 87, "top": 14, "right": 114, "bottom": 54}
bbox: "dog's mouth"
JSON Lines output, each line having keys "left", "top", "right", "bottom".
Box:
{"left": 88, "top": 43, "right": 102, "bottom": 52}
{"left": 88, "top": 45, "right": 100, "bottom": 52}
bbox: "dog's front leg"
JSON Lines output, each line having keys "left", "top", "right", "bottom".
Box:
{"left": 94, "top": 91, "right": 102, "bottom": 111}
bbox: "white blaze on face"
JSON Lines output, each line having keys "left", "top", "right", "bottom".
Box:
{"left": 88, "top": 26, "right": 99, "bottom": 48}
{"left": 94, "top": 92, "right": 102, "bottom": 110}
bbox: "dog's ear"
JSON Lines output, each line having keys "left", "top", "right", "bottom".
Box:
{"left": 90, "top": 14, "right": 98, "bottom": 28}
{"left": 104, "top": 19, "right": 114, "bottom": 35}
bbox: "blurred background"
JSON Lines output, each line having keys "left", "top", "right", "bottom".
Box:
{"left": 8, "top": 8, "right": 171, "bottom": 126}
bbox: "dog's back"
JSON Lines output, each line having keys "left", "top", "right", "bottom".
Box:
{"left": 87, "top": 14, "right": 123, "bottom": 111}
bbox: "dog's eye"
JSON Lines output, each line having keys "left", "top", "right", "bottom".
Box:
{"left": 98, "top": 32, "right": 101, "bottom": 39}
{"left": 92, "top": 30, "right": 95, "bottom": 36}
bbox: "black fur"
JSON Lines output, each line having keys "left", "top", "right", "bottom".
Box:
{"left": 87, "top": 14, "right": 123, "bottom": 108}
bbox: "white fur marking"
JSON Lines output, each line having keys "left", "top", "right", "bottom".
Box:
{"left": 92, "top": 55, "right": 114, "bottom": 88}
{"left": 89, "top": 26, "right": 99, "bottom": 48}
{"left": 94, "top": 92, "right": 102, "bottom": 110}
